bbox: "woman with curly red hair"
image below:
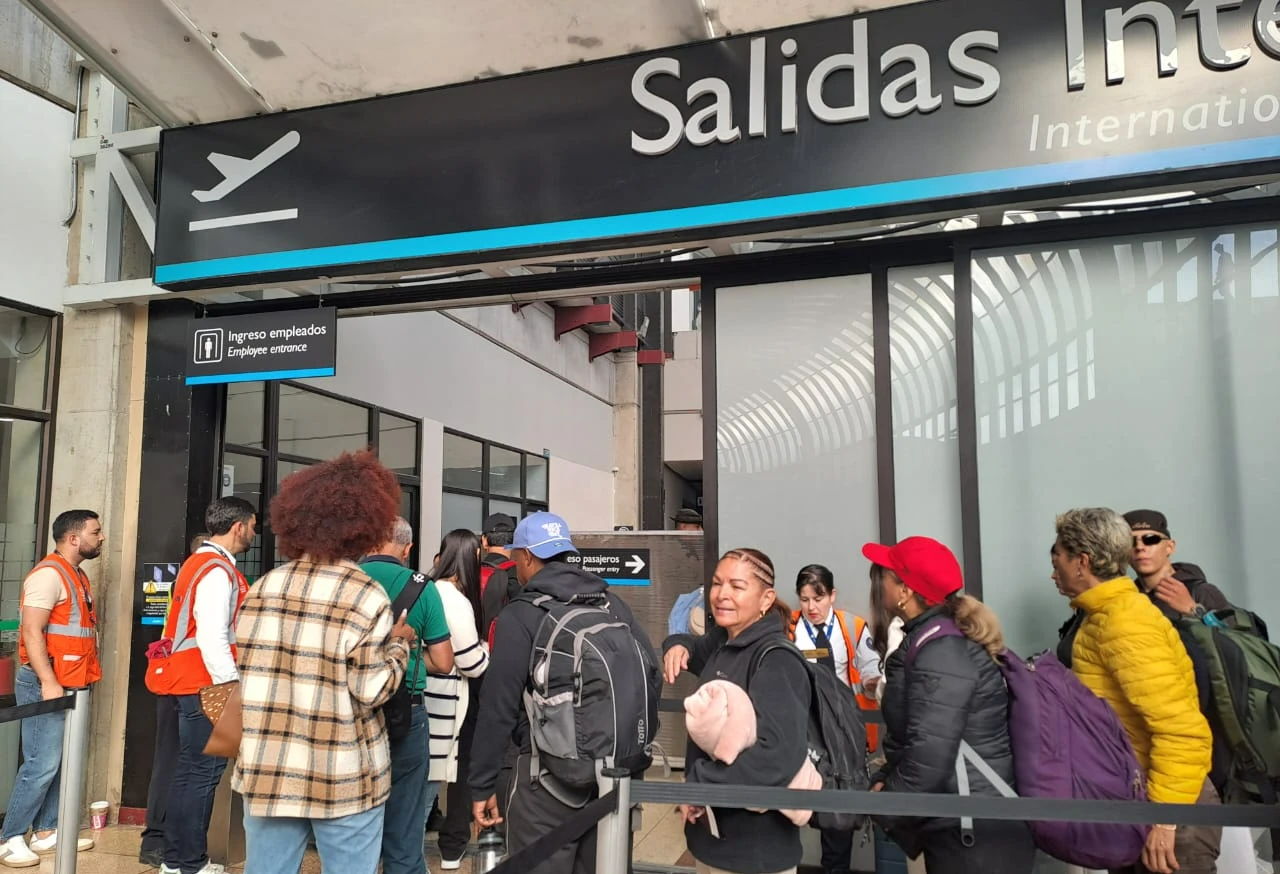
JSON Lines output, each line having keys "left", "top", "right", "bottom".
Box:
{"left": 232, "top": 450, "right": 417, "bottom": 874}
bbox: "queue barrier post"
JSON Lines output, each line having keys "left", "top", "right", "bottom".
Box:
{"left": 596, "top": 765, "right": 633, "bottom": 874}
{"left": 54, "top": 687, "right": 92, "bottom": 874}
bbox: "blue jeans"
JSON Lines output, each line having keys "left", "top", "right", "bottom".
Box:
{"left": 382, "top": 704, "right": 436, "bottom": 874}
{"left": 244, "top": 806, "right": 385, "bottom": 874}
{"left": 2, "top": 666, "right": 65, "bottom": 839}
{"left": 164, "top": 694, "right": 228, "bottom": 874}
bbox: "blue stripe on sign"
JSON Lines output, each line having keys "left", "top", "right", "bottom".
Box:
{"left": 610, "top": 578, "right": 651, "bottom": 587}
{"left": 185, "top": 367, "right": 336, "bottom": 386}
{"left": 154, "top": 135, "right": 1280, "bottom": 285}
{"left": 140, "top": 616, "right": 164, "bottom": 626}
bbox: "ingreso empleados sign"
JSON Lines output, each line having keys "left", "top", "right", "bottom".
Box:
{"left": 186, "top": 307, "right": 337, "bottom": 385}
{"left": 565, "top": 549, "right": 652, "bottom": 587}
{"left": 154, "top": 0, "right": 1280, "bottom": 290}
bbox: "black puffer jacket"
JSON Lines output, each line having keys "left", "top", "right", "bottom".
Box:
{"left": 875, "top": 607, "right": 1015, "bottom": 852}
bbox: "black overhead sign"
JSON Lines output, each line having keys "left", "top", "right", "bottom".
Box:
{"left": 154, "top": 0, "right": 1280, "bottom": 290}
{"left": 565, "top": 549, "right": 652, "bottom": 587}
{"left": 185, "top": 307, "right": 337, "bottom": 385}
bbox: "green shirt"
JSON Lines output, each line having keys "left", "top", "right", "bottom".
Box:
{"left": 360, "top": 556, "right": 451, "bottom": 693}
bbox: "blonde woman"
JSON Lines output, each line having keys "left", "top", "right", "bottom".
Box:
{"left": 425, "top": 529, "right": 490, "bottom": 870}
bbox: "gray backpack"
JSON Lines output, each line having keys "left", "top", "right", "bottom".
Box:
{"left": 521, "top": 591, "right": 659, "bottom": 794}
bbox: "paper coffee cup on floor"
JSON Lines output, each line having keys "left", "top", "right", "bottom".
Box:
{"left": 90, "top": 801, "right": 108, "bottom": 829}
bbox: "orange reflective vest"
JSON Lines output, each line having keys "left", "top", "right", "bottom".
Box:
{"left": 18, "top": 553, "right": 101, "bottom": 688}
{"left": 788, "top": 609, "right": 881, "bottom": 752}
{"left": 146, "top": 550, "right": 248, "bottom": 696}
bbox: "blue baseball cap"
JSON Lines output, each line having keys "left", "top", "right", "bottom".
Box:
{"left": 510, "top": 512, "right": 579, "bottom": 559}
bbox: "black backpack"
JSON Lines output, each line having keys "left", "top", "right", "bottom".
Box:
{"left": 381, "top": 572, "right": 430, "bottom": 742}
{"left": 522, "top": 591, "right": 660, "bottom": 792}
{"left": 750, "top": 641, "right": 870, "bottom": 831}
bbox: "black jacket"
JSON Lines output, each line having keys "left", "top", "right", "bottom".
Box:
{"left": 468, "top": 561, "right": 659, "bottom": 799}
{"left": 876, "top": 608, "right": 1016, "bottom": 853}
{"left": 664, "top": 615, "right": 811, "bottom": 874}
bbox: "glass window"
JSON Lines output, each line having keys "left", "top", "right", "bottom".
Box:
{"left": 0, "top": 420, "right": 44, "bottom": 619}
{"left": 488, "top": 446, "right": 523, "bottom": 498}
{"left": 441, "top": 492, "right": 483, "bottom": 538}
{"left": 716, "top": 275, "right": 879, "bottom": 609}
{"left": 443, "top": 433, "right": 483, "bottom": 491}
{"left": 890, "top": 265, "right": 963, "bottom": 565}
{"left": 221, "top": 453, "right": 265, "bottom": 581}
{"left": 225, "top": 382, "right": 266, "bottom": 448}
{"left": 489, "top": 498, "right": 522, "bottom": 522}
{"left": 973, "top": 224, "right": 1280, "bottom": 654}
{"left": 0, "top": 308, "right": 51, "bottom": 411}
{"left": 277, "top": 385, "right": 369, "bottom": 459}
{"left": 526, "top": 453, "right": 549, "bottom": 502}
{"left": 276, "top": 460, "right": 313, "bottom": 486}
{"left": 379, "top": 413, "right": 419, "bottom": 476}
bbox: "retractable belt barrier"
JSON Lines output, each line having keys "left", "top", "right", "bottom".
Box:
{"left": 658, "top": 696, "right": 886, "bottom": 724}
{"left": 627, "top": 782, "right": 1280, "bottom": 828}
{"left": 0, "top": 694, "right": 76, "bottom": 724}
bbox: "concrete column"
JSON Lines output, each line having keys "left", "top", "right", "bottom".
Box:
{"left": 46, "top": 304, "right": 148, "bottom": 814}
{"left": 612, "top": 350, "right": 640, "bottom": 529}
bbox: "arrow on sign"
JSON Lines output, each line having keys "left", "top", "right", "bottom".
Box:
{"left": 626, "top": 555, "right": 647, "bottom": 574}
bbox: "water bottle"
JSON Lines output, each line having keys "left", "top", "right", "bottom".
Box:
{"left": 476, "top": 827, "right": 506, "bottom": 873}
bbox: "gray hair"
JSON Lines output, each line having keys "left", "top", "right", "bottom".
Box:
{"left": 1055, "top": 508, "right": 1132, "bottom": 581}
{"left": 390, "top": 517, "right": 414, "bottom": 547}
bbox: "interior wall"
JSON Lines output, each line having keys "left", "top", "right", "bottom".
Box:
{"left": 301, "top": 304, "right": 617, "bottom": 544}
{"left": 0, "top": 78, "right": 70, "bottom": 313}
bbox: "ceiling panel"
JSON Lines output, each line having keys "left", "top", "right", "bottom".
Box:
{"left": 23, "top": 0, "right": 933, "bottom": 125}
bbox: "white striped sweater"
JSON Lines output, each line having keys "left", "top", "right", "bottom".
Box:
{"left": 426, "top": 580, "right": 489, "bottom": 783}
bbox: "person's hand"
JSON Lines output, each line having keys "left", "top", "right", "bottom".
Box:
{"left": 864, "top": 676, "right": 881, "bottom": 697}
{"left": 1142, "top": 825, "right": 1179, "bottom": 874}
{"left": 871, "top": 782, "right": 885, "bottom": 792}
{"left": 1154, "top": 578, "right": 1197, "bottom": 617}
{"left": 664, "top": 646, "right": 690, "bottom": 684}
{"left": 390, "top": 610, "right": 417, "bottom": 643}
{"left": 677, "top": 804, "right": 705, "bottom": 824}
{"left": 40, "top": 680, "right": 64, "bottom": 701}
{"left": 473, "top": 795, "right": 502, "bottom": 828}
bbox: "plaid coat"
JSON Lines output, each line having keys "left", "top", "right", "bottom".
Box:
{"left": 232, "top": 559, "right": 409, "bottom": 819}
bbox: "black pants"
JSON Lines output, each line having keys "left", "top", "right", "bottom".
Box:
{"left": 819, "top": 825, "right": 855, "bottom": 873}
{"left": 141, "top": 695, "right": 180, "bottom": 858}
{"left": 438, "top": 683, "right": 481, "bottom": 862}
{"left": 919, "top": 821, "right": 1036, "bottom": 874}
{"left": 500, "top": 753, "right": 597, "bottom": 874}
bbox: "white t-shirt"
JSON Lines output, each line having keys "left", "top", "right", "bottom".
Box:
{"left": 793, "top": 611, "right": 883, "bottom": 695}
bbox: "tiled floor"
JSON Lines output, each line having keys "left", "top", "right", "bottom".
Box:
{"left": 70, "top": 817, "right": 694, "bottom": 874}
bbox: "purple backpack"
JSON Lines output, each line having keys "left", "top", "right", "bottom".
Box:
{"left": 905, "top": 617, "right": 1148, "bottom": 870}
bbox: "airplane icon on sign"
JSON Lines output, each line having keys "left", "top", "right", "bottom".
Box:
{"left": 192, "top": 130, "right": 301, "bottom": 203}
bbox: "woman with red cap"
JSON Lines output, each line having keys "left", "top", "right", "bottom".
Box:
{"left": 863, "top": 536, "right": 1034, "bottom": 874}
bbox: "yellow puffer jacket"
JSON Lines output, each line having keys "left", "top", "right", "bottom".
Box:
{"left": 1071, "top": 577, "right": 1211, "bottom": 805}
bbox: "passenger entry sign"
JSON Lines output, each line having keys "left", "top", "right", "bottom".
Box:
{"left": 566, "top": 548, "right": 652, "bottom": 587}
{"left": 186, "top": 307, "right": 338, "bottom": 385}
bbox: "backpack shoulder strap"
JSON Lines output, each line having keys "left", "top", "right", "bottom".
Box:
{"left": 748, "top": 639, "right": 807, "bottom": 688}
{"left": 903, "top": 616, "right": 964, "bottom": 671}
{"left": 390, "top": 571, "right": 431, "bottom": 617}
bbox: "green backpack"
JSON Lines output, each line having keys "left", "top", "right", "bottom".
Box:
{"left": 1182, "top": 608, "right": 1280, "bottom": 805}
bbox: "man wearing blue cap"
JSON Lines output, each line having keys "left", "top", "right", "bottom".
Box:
{"left": 469, "top": 512, "right": 659, "bottom": 874}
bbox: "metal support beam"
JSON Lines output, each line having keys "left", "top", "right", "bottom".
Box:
{"left": 70, "top": 126, "right": 160, "bottom": 159}
{"left": 555, "top": 303, "right": 614, "bottom": 340}
{"left": 78, "top": 71, "right": 129, "bottom": 285}
{"left": 97, "top": 147, "right": 156, "bottom": 249}
{"left": 589, "top": 330, "right": 638, "bottom": 362}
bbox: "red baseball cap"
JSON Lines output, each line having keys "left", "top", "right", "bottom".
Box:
{"left": 861, "top": 536, "right": 963, "bottom": 606}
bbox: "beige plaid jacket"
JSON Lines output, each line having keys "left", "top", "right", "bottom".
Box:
{"left": 232, "top": 559, "right": 409, "bottom": 819}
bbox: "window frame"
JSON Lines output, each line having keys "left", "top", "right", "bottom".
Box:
{"left": 441, "top": 428, "right": 550, "bottom": 532}
{"left": 220, "top": 379, "right": 424, "bottom": 574}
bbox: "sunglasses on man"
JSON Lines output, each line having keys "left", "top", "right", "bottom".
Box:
{"left": 1133, "top": 532, "right": 1168, "bottom": 548}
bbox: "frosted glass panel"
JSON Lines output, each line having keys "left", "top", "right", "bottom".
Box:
{"left": 889, "top": 265, "right": 962, "bottom": 567}
{"left": 974, "top": 224, "right": 1280, "bottom": 655}
{"left": 716, "top": 276, "right": 878, "bottom": 614}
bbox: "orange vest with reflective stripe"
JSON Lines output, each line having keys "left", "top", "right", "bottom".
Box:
{"left": 18, "top": 553, "right": 101, "bottom": 688}
{"left": 156, "top": 550, "right": 249, "bottom": 696}
{"left": 788, "top": 609, "right": 881, "bottom": 752}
